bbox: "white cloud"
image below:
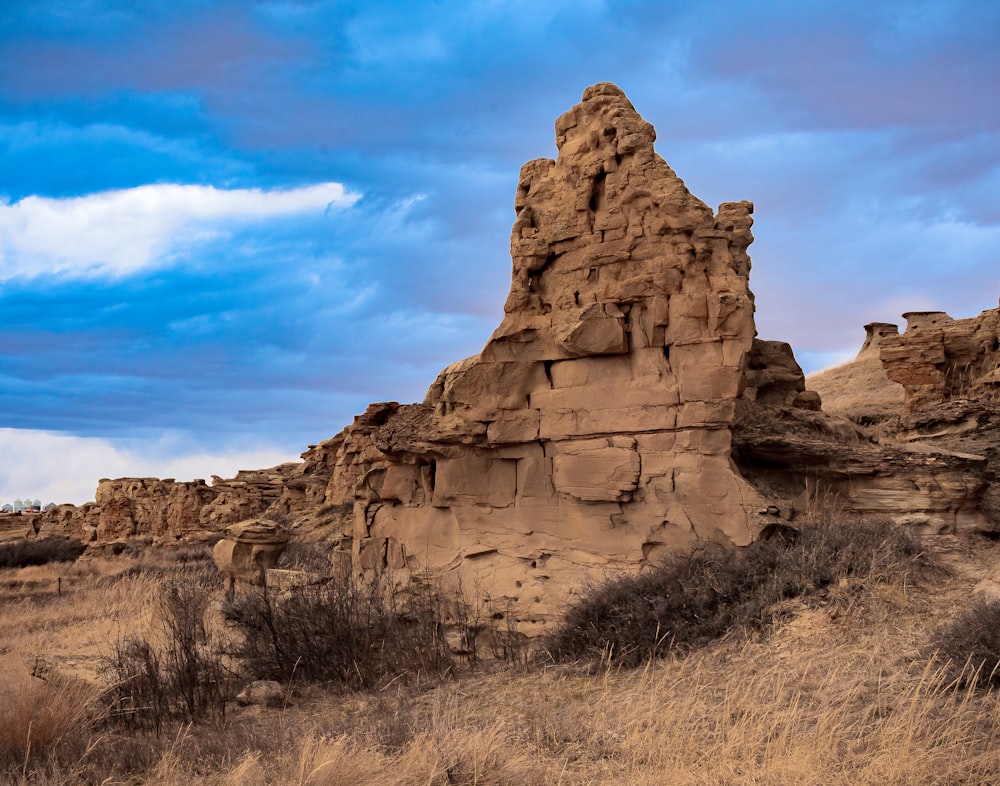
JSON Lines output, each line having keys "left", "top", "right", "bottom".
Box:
{"left": 0, "top": 428, "right": 298, "bottom": 506}
{"left": 0, "top": 182, "right": 360, "bottom": 280}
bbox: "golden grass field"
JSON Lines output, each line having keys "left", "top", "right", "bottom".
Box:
{"left": 3, "top": 529, "right": 1000, "bottom": 785}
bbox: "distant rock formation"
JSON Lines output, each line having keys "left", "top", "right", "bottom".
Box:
{"left": 786, "top": 306, "right": 1000, "bottom": 536}
{"left": 805, "top": 323, "right": 906, "bottom": 421}
{"left": 881, "top": 304, "right": 1000, "bottom": 413}
{"left": 41, "top": 466, "right": 301, "bottom": 548}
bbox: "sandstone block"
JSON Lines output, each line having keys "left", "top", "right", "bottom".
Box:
{"left": 553, "top": 447, "right": 640, "bottom": 502}
{"left": 432, "top": 457, "right": 517, "bottom": 508}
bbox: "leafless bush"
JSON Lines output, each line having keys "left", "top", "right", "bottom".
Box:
{"left": 486, "top": 598, "right": 529, "bottom": 668}
{"left": 222, "top": 572, "right": 453, "bottom": 689}
{"left": 102, "top": 582, "right": 236, "bottom": 732}
{"left": 930, "top": 597, "right": 1000, "bottom": 690}
{"left": 278, "top": 538, "right": 333, "bottom": 574}
{"left": 0, "top": 536, "right": 86, "bottom": 568}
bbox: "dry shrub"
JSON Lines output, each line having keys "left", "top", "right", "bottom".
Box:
{"left": 278, "top": 538, "right": 333, "bottom": 573}
{"left": 546, "top": 517, "right": 935, "bottom": 666}
{"left": 0, "top": 537, "right": 86, "bottom": 569}
{"left": 930, "top": 596, "right": 1000, "bottom": 689}
{"left": 166, "top": 543, "right": 217, "bottom": 564}
{"left": 223, "top": 572, "right": 453, "bottom": 688}
{"left": 102, "top": 581, "right": 237, "bottom": 732}
{"left": 0, "top": 670, "right": 102, "bottom": 777}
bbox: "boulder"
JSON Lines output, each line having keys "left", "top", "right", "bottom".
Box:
{"left": 212, "top": 519, "right": 290, "bottom": 592}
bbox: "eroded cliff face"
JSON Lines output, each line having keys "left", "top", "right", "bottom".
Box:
{"left": 877, "top": 304, "right": 1000, "bottom": 528}
{"left": 753, "top": 305, "right": 1000, "bottom": 537}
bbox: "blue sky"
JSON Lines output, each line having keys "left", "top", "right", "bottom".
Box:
{"left": 2, "top": 0, "right": 999, "bottom": 504}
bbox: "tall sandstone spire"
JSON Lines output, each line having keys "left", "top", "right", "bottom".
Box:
{"left": 322, "top": 83, "right": 776, "bottom": 632}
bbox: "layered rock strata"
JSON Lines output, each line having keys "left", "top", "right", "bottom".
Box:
{"left": 747, "top": 306, "right": 1000, "bottom": 537}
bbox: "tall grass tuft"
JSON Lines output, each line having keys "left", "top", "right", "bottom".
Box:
{"left": 0, "top": 670, "right": 102, "bottom": 777}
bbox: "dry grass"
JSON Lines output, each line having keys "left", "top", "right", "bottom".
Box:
{"left": 3, "top": 536, "right": 1000, "bottom": 784}
{"left": 806, "top": 354, "right": 905, "bottom": 422}
{"left": 0, "top": 667, "right": 104, "bottom": 776}
{"left": 102, "top": 603, "right": 1000, "bottom": 786}
{"left": 545, "top": 517, "right": 934, "bottom": 666}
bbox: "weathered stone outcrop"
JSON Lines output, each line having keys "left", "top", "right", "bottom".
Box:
{"left": 881, "top": 304, "right": 1000, "bottom": 413}
{"left": 859, "top": 322, "right": 901, "bottom": 360}
{"left": 93, "top": 477, "right": 215, "bottom": 541}
{"left": 733, "top": 405, "right": 990, "bottom": 534}
{"left": 874, "top": 306, "right": 1000, "bottom": 532}
{"left": 752, "top": 308, "right": 1000, "bottom": 537}
{"left": 742, "top": 339, "right": 821, "bottom": 410}
{"left": 38, "top": 465, "right": 307, "bottom": 547}
{"left": 212, "top": 519, "right": 290, "bottom": 592}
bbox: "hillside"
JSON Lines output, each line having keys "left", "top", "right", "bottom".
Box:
{"left": 804, "top": 322, "right": 905, "bottom": 424}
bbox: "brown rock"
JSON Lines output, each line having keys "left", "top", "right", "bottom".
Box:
{"left": 881, "top": 304, "right": 1000, "bottom": 413}
{"left": 319, "top": 82, "right": 775, "bottom": 627}
{"left": 212, "top": 519, "right": 291, "bottom": 592}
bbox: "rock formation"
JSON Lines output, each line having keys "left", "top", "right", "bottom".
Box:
{"left": 881, "top": 304, "right": 1000, "bottom": 413}
{"left": 309, "top": 83, "right": 800, "bottom": 631}
{"left": 40, "top": 466, "right": 302, "bottom": 548}
{"left": 212, "top": 519, "right": 290, "bottom": 593}
{"left": 768, "top": 306, "right": 1000, "bottom": 535}
{"left": 37, "top": 83, "right": 1000, "bottom": 636}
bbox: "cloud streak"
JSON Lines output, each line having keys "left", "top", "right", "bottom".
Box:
{"left": 0, "top": 182, "right": 359, "bottom": 280}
